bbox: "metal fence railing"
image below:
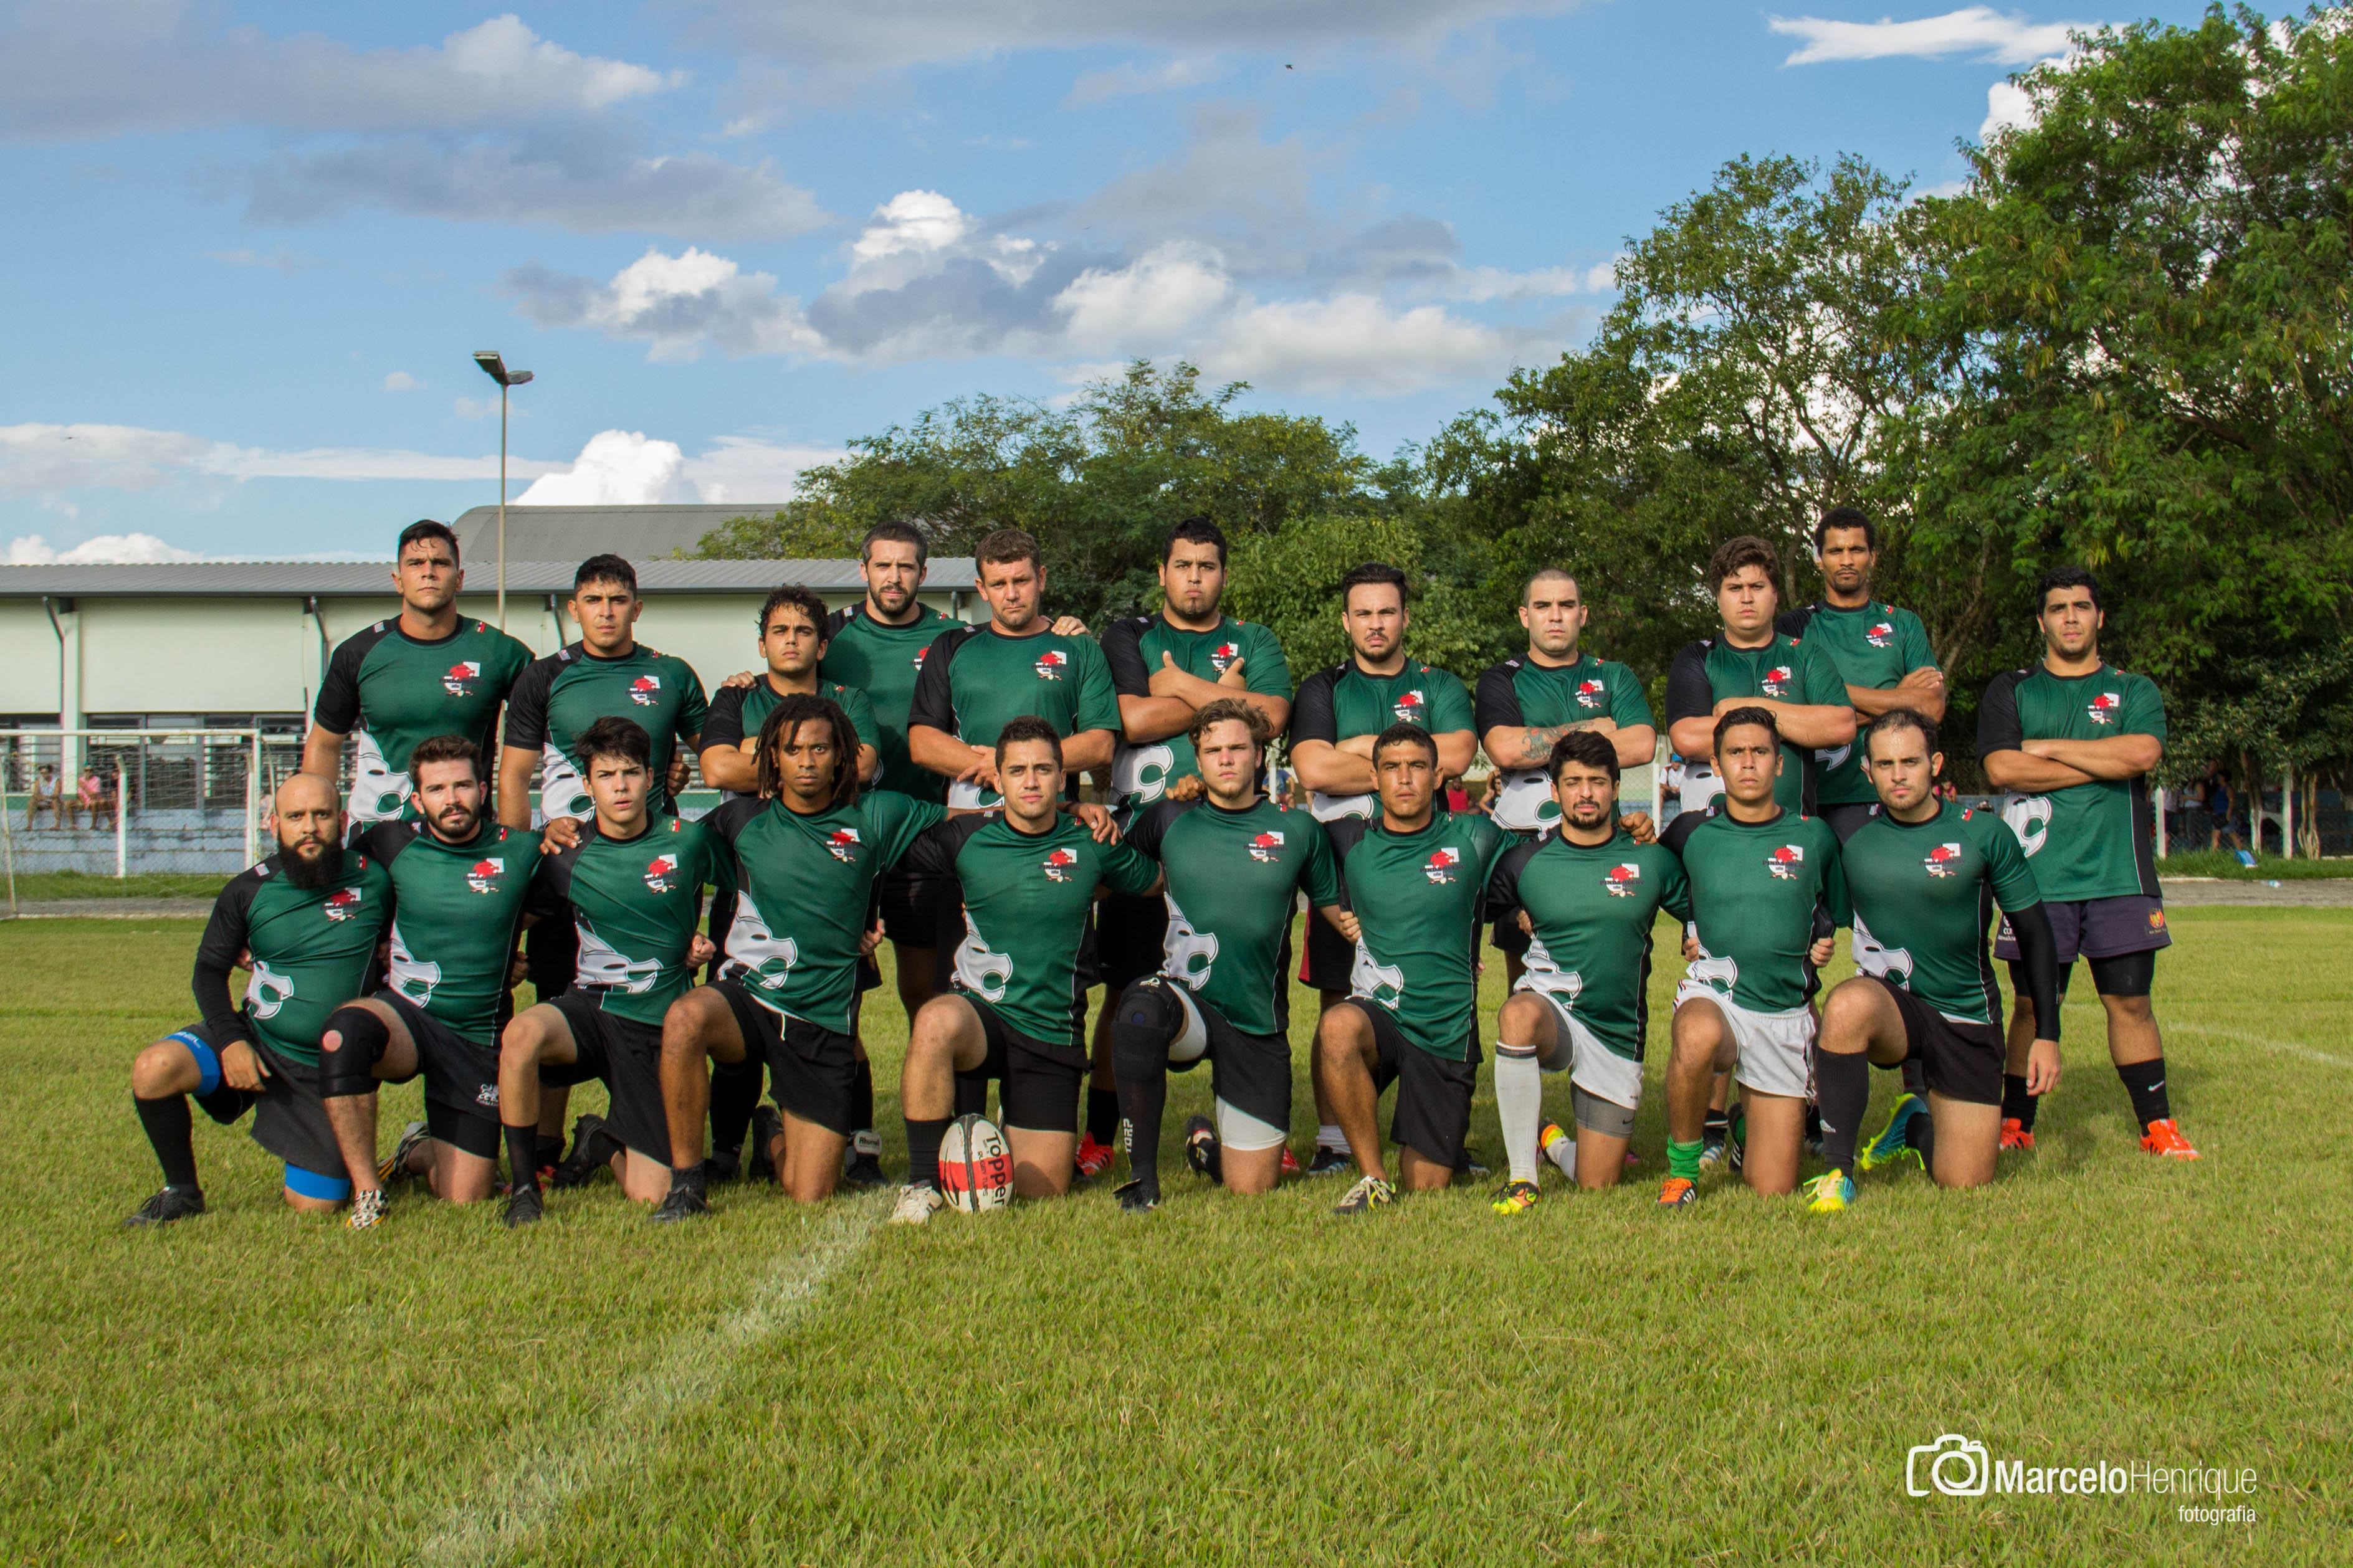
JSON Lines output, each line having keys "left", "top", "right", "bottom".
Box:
{"left": 0, "top": 729, "right": 304, "bottom": 882}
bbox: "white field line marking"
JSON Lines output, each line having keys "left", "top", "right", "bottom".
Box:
{"left": 419, "top": 1195, "right": 884, "bottom": 1567}
{"left": 2166, "top": 1021, "right": 2353, "bottom": 1070}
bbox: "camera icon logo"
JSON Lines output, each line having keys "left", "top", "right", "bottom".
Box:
{"left": 1907, "top": 1433, "right": 1990, "bottom": 1497}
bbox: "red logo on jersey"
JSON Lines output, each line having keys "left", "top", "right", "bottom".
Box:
{"left": 1043, "top": 847, "right": 1077, "bottom": 882}
{"left": 1034, "top": 649, "right": 1069, "bottom": 681}
{"left": 629, "top": 675, "right": 662, "bottom": 706}
{"left": 1761, "top": 665, "right": 1795, "bottom": 698}
{"left": 1393, "top": 689, "right": 1427, "bottom": 723}
{"left": 1866, "top": 622, "right": 1895, "bottom": 649}
{"left": 643, "top": 853, "right": 679, "bottom": 892}
{"left": 467, "top": 857, "right": 505, "bottom": 893}
{"left": 1766, "top": 845, "right": 1804, "bottom": 880}
{"left": 1248, "top": 830, "right": 1284, "bottom": 862}
{"left": 2089, "top": 691, "right": 2121, "bottom": 725}
{"left": 323, "top": 887, "right": 364, "bottom": 921}
{"left": 1211, "top": 641, "right": 1241, "bottom": 672}
{"left": 1604, "top": 863, "right": 1640, "bottom": 897}
{"left": 826, "top": 827, "right": 862, "bottom": 864}
{"left": 442, "top": 660, "right": 481, "bottom": 696}
{"left": 1577, "top": 677, "right": 1608, "bottom": 709}
{"left": 1425, "top": 846, "right": 1461, "bottom": 884}
{"left": 912, "top": 646, "right": 929, "bottom": 671}
{"left": 1926, "top": 842, "right": 1962, "bottom": 878}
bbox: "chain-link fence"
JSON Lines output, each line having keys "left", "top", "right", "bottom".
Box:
{"left": 0, "top": 730, "right": 304, "bottom": 882}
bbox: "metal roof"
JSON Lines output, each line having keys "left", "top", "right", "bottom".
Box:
{"left": 0, "top": 558, "right": 976, "bottom": 599}
{"left": 451, "top": 503, "right": 791, "bottom": 563}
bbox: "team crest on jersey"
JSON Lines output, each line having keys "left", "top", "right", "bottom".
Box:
{"left": 442, "top": 660, "right": 481, "bottom": 696}
{"left": 1043, "top": 846, "right": 1077, "bottom": 882}
{"left": 1603, "top": 863, "right": 1641, "bottom": 897}
{"left": 1248, "top": 830, "right": 1284, "bottom": 862}
{"left": 644, "top": 853, "right": 679, "bottom": 893}
{"left": 826, "top": 827, "right": 862, "bottom": 863}
{"left": 1425, "top": 846, "right": 1461, "bottom": 884}
{"left": 1210, "top": 641, "right": 1241, "bottom": 673}
{"left": 466, "top": 857, "right": 505, "bottom": 893}
{"left": 1926, "top": 843, "right": 1962, "bottom": 878}
{"left": 1761, "top": 664, "right": 1795, "bottom": 698}
{"left": 1766, "top": 845, "right": 1804, "bottom": 880}
{"left": 1866, "top": 622, "right": 1894, "bottom": 649}
{"left": 1393, "top": 690, "right": 1427, "bottom": 723}
{"left": 323, "top": 886, "right": 365, "bottom": 921}
{"left": 2088, "top": 691, "right": 2122, "bottom": 725}
{"left": 629, "top": 674, "right": 662, "bottom": 706}
{"left": 912, "top": 646, "right": 929, "bottom": 670}
{"left": 1576, "top": 677, "right": 1608, "bottom": 710}
{"left": 1034, "top": 649, "right": 1069, "bottom": 681}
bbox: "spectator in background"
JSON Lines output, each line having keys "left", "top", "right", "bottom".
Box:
{"left": 1936, "top": 779, "right": 1960, "bottom": 803}
{"left": 75, "top": 767, "right": 103, "bottom": 829}
{"left": 2203, "top": 764, "right": 2241, "bottom": 852}
{"left": 95, "top": 767, "right": 121, "bottom": 830}
{"left": 27, "top": 763, "right": 64, "bottom": 829}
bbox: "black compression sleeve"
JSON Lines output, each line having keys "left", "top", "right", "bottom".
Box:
{"left": 2007, "top": 901, "right": 2062, "bottom": 1042}
{"left": 191, "top": 880, "right": 255, "bottom": 1045}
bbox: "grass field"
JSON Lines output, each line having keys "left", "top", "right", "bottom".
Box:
{"left": 4, "top": 907, "right": 2346, "bottom": 1564}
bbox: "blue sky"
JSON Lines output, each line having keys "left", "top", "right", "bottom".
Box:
{"left": 1, "top": 0, "right": 2209, "bottom": 562}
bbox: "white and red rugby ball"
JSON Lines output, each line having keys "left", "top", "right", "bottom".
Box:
{"left": 938, "top": 1113, "right": 1014, "bottom": 1212}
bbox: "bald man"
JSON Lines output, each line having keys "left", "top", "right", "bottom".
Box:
{"left": 122, "top": 776, "right": 398, "bottom": 1225}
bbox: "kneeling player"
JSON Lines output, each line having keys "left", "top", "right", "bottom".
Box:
{"left": 890, "top": 716, "right": 1158, "bottom": 1225}
{"left": 495, "top": 718, "right": 726, "bottom": 1226}
{"left": 1657, "top": 709, "right": 1842, "bottom": 1202}
{"left": 1316, "top": 725, "right": 1509, "bottom": 1213}
{"left": 123, "top": 774, "right": 393, "bottom": 1224}
{"left": 1486, "top": 732, "right": 1690, "bottom": 1210}
{"left": 1808, "top": 710, "right": 2060, "bottom": 1207}
{"left": 1109, "top": 700, "right": 1346, "bottom": 1211}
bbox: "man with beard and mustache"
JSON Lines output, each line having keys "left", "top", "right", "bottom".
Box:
{"left": 122, "top": 774, "right": 396, "bottom": 1225}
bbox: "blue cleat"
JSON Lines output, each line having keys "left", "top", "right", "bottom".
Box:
{"left": 1857, "top": 1093, "right": 1927, "bottom": 1173}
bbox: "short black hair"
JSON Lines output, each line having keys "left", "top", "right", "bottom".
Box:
{"left": 1815, "top": 506, "right": 1876, "bottom": 552}
{"left": 574, "top": 554, "right": 637, "bottom": 596}
{"left": 575, "top": 716, "right": 652, "bottom": 771}
{"left": 759, "top": 584, "right": 829, "bottom": 637}
{"left": 1547, "top": 728, "right": 1620, "bottom": 784}
{"left": 861, "top": 520, "right": 928, "bottom": 567}
{"left": 995, "top": 714, "right": 1063, "bottom": 766}
{"left": 1521, "top": 568, "right": 1578, "bottom": 606}
{"left": 2035, "top": 564, "right": 2101, "bottom": 613}
{"left": 1164, "top": 515, "right": 1228, "bottom": 568}
{"left": 398, "top": 519, "right": 460, "bottom": 565}
{"left": 1371, "top": 722, "right": 1438, "bottom": 769}
{"left": 1341, "top": 561, "right": 1409, "bottom": 607}
{"left": 756, "top": 695, "right": 860, "bottom": 808}
{"left": 409, "top": 733, "right": 482, "bottom": 782}
{"left": 1712, "top": 704, "right": 1780, "bottom": 755}
{"left": 1864, "top": 706, "right": 1939, "bottom": 761}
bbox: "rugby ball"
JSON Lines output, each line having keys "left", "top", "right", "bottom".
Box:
{"left": 938, "top": 1113, "right": 1014, "bottom": 1212}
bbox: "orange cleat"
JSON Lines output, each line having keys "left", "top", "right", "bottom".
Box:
{"left": 1999, "top": 1118, "right": 2036, "bottom": 1152}
{"left": 1279, "top": 1146, "right": 1302, "bottom": 1177}
{"left": 2139, "top": 1118, "right": 2200, "bottom": 1160}
{"left": 1075, "top": 1133, "right": 1118, "bottom": 1180}
{"left": 1656, "top": 1176, "right": 1697, "bottom": 1207}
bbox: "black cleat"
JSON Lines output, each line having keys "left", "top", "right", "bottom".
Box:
{"left": 1115, "top": 1178, "right": 1160, "bottom": 1214}
{"left": 650, "top": 1180, "right": 709, "bottom": 1224}
{"left": 1181, "top": 1114, "right": 1223, "bottom": 1184}
{"left": 1305, "top": 1144, "right": 1352, "bottom": 1177}
{"left": 702, "top": 1147, "right": 743, "bottom": 1186}
{"left": 748, "top": 1105, "right": 784, "bottom": 1186}
{"left": 549, "top": 1114, "right": 621, "bottom": 1190}
{"left": 842, "top": 1129, "right": 887, "bottom": 1188}
{"left": 1455, "top": 1144, "right": 1491, "bottom": 1181}
{"left": 502, "top": 1182, "right": 544, "bottom": 1229}
{"left": 123, "top": 1186, "right": 206, "bottom": 1227}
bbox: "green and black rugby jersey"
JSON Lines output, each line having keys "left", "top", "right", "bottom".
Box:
{"left": 1327, "top": 809, "right": 1510, "bottom": 1061}
{"left": 700, "top": 677, "right": 880, "bottom": 802}
{"left": 193, "top": 851, "right": 396, "bottom": 1065}
{"left": 1472, "top": 652, "right": 1654, "bottom": 832}
{"left": 1486, "top": 830, "right": 1690, "bottom": 1063}
{"left": 1775, "top": 601, "right": 1939, "bottom": 806}
{"left": 1660, "top": 805, "right": 1845, "bottom": 1015}
{"left": 1099, "top": 613, "right": 1292, "bottom": 817}
{"left": 706, "top": 791, "right": 943, "bottom": 1036}
{"left": 313, "top": 619, "right": 535, "bottom": 825}
{"left": 505, "top": 642, "right": 709, "bottom": 820}
{"left": 1663, "top": 632, "right": 1848, "bottom": 816}
{"left": 821, "top": 603, "right": 958, "bottom": 801}
{"left": 1288, "top": 657, "right": 1476, "bottom": 823}
{"left": 360, "top": 819, "right": 551, "bottom": 1047}
{"left": 1976, "top": 662, "right": 2165, "bottom": 901}
{"left": 535, "top": 814, "right": 729, "bottom": 1028}
{"left": 1840, "top": 800, "right": 2041, "bottom": 1026}
{"left": 1125, "top": 795, "right": 1340, "bottom": 1037}
{"left": 903, "top": 812, "right": 1160, "bottom": 1054}
{"left": 905, "top": 622, "right": 1121, "bottom": 809}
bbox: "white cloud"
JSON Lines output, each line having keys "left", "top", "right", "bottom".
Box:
{"left": 1197, "top": 294, "right": 1540, "bottom": 394}
{"left": 453, "top": 397, "right": 499, "bottom": 420}
{"left": 1981, "top": 77, "right": 2040, "bottom": 139}
{"left": 841, "top": 190, "right": 1043, "bottom": 295}
{"left": 383, "top": 371, "right": 422, "bottom": 392}
{"left": 6, "top": 531, "right": 201, "bottom": 565}
{"left": 685, "top": 437, "right": 847, "bottom": 503}
{"left": 507, "top": 247, "right": 824, "bottom": 361}
{"left": 1768, "top": 7, "right": 2084, "bottom": 67}
{"left": 515, "top": 431, "right": 694, "bottom": 505}
{"left": 1067, "top": 57, "right": 1220, "bottom": 106}
{"left": 0, "top": 422, "right": 561, "bottom": 495}
{"left": 1053, "top": 243, "right": 1234, "bottom": 352}
{"left": 1446, "top": 257, "right": 1619, "bottom": 302}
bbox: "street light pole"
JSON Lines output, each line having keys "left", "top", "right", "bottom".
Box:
{"left": 472, "top": 351, "right": 533, "bottom": 630}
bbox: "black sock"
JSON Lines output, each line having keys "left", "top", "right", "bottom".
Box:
{"left": 1813, "top": 1050, "right": 1869, "bottom": 1173}
{"left": 2002, "top": 1073, "right": 2040, "bottom": 1131}
{"left": 709, "top": 1054, "right": 761, "bottom": 1157}
{"left": 2116, "top": 1057, "right": 2172, "bottom": 1129}
{"left": 851, "top": 1057, "right": 875, "bottom": 1136}
{"left": 505, "top": 1123, "right": 543, "bottom": 1192}
{"left": 1110, "top": 1035, "right": 1168, "bottom": 1190}
{"left": 1703, "top": 1109, "right": 1729, "bottom": 1142}
{"left": 1087, "top": 1086, "right": 1121, "bottom": 1146}
{"left": 535, "top": 1133, "right": 564, "bottom": 1172}
{"left": 954, "top": 1073, "right": 988, "bottom": 1118}
{"left": 1900, "top": 1057, "right": 1927, "bottom": 1097}
{"left": 135, "top": 1094, "right": 199, "bottom": 1190}
{"left": 907, "top": 1116, "right": 950, "bottom": 1190}
{"left": 1907, "top": 1107, "right": 1937, "bottom": 1170}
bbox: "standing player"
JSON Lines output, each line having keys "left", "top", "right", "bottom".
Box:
{"left": 1315, "top": 725, "right": 1509, "bottom": 1214}
{"left": 1484, "top": 732, "right": 1689, "bottom": 1212}
{"left": 652, "top": 696, "right": 943, "bottom": 1219}
{"left": 702, "top": 586, "right": 879, "bottom": 796}
{"left": 1978, "top": 566, "right": 2194, "bottom": 1158}
{"left": 1109, "top": 700, "right": 1345, "bottom": 1212}
{"left": 1811, "top": 710, "right": 2062, "bottom": 1209}
{"left": 122, "top": 774, "right": 393, "bottom": 1225}
{"left": 1094, "top": 517, "right": 1293, "bottom": 1178}
{"left": 1476, "top": 568, "right": 1657, "bottom": 986}
{"left": 495, "top": 718, "right": 727, "bottom": 1227}
{"left": 1656, "top": 709, "right": 1843, "bottom": 1204}
{"left": 315, "top": 736, "right": 551, "bottom": 1228}
{"left": 889, "top": 718, "right": 1160, "bottom": 1225}
{"left": 1775, "top": 508, "right": 1945, "bottom": 842}
{"left": 302, "top": 520, "right": 533, "bottom": 832}
{"left": 1288, "top": 562, "right": 1477, "bottom": 1176}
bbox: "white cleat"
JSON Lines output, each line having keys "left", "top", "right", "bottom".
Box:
{"left": 889, "top": 1184, "right": 945, "bottom": 1227}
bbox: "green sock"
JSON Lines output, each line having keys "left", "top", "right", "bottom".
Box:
{"left": 1669, "top": 1139, "right": 1704, "bottom": 1182}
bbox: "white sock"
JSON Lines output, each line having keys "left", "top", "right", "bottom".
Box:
{"left": 1317, "top": 1123, "right": 1345, "bottom": 1152}
{"left": 1494, "top": 1045, "right": 1543, "bottom": 1184}
{"left": 1542, "top": 1124, "right": 1577, "bottom": 1178}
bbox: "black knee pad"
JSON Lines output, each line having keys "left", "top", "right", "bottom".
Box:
{"left": 2088, "top": 949, "right": 2155, "bottom": 999}
{"left": 1110, "top": 977, "right": 1186, "bottom": 1074}
{"left": 318, "top": 1005, "right": 389, "bottom": 1098}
